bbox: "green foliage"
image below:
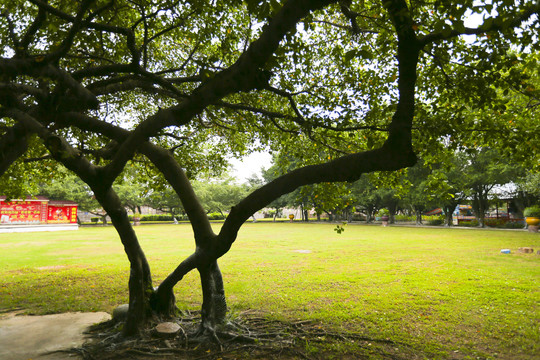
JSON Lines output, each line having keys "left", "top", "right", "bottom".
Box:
{"left": 523, "top": 205, "right": 540, "bottom": 218}
{"left": 38, "top": 167, "right": 100, "bottom": 213}
{"left": 193, "top": 179, "right": 247, "bottom": 215}
{"left": 426, "top": 216, "right": 445, "bottom": 226}
{"left": 207, "top": 212, "right": 227, "bottom": 220}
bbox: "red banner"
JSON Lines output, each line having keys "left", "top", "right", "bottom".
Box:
{"left": 47, "top": 205, "right": 78, "bottom": 224}
{"left": 0, "top": 199, "right": 78, "bottom": 225}
{"left": 0, "top": 200, "right": 45, "bottom": 224}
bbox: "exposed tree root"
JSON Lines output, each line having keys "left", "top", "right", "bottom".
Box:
{"left": 66, "top": 310, "right": 414, "bottom": 359}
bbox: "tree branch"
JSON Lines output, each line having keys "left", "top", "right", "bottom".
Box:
{"left": 420, "top": 3, "right": 540, "bottom": 46}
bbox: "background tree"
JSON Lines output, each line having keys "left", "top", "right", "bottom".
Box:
{"left": 38, "top": 167, "right": 102, "bottom": 224}
{"left": 147, "top": 186, "right": 185, "bottom": 219}
{"left": 193, "top": 179, "right": 247, "bottom": 217}
{"left": 461, "top": 148, "right": 523, "bottom": 227}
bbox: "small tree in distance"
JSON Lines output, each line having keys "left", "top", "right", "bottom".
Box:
{"left": 0, "top": 0, "right": 538, "bottom": 336}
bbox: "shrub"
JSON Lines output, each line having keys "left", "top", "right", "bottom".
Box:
{"left": 503, "top": 221, "right": 525, "bottom": 229}
{"left": 207, "top": 212, "right": 226, "bottom": 220}
{"left": 427, "top": 219, "right": 444, "bottom": 226}
{"left": 460, "top": 220, "right": 479, "bottom": 227}
{"left": 352, "top": 213, "right": 366, "bottom": 221}
{"left": 140, "top": 214, "right": 174, "bottom": 222}
{"left": 485, "top": 219, "right": 506, "bottom": 228}
{"left": 377, "top": 209, "right": 390, "bottom": 216}
{"left": 524, "top": 205, "right": 540, "bottom": 218}
{"left": 394, "top": 214, "right": 413, "bottom": 222}
{"left": 90, "top": 217, "right": 99, "bottom": 223}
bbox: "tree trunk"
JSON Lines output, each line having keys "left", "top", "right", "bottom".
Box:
{"left": 415, "top": 210, "right": 422, "bottom": 225}
{"left": 198, "top": 260, "right": 227, "bottom": 333}
{"left": 443, "top": 202, "right": 457, "bottom": 227}
{"left": 93, "top": 187, "right": 153, "bottom": 336}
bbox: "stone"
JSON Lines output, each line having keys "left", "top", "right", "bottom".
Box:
{"left": 154, "top": 322, "right": 181, "bottom": 338}
{"left": 112, "top": 304, "right": 129, "bottom": 321}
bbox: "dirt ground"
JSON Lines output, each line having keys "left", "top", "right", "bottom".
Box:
{"left": 0, "top": 311, "right": 111, "bottom": 360}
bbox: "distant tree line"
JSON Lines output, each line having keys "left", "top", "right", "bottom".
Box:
{"left": 38, "top": 146, "right": 538, "bottom": 228}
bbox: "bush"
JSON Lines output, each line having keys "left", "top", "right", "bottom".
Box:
{"left": 427, "top": 219, "right": 444, "bottom": 226}
{"left": 140, "top": 214, "right": 174, "bottom": 222}
{"left": 460, "top": 220, "right": 479, "bottom": 227}
{"left": 352, "top": 213, "right": 366, "bottom": 221}
{"left": 207, "top": 212, "right": 226, "bottom": 220}
{"left": 377, "top": 209, "right": 390, "bottom": 216}
{"left": 503, "top": 221, "right": 525, "bottom": 229}
{"left": 394, "top": 214, "right": 414, "bottom": 222}
{"left": 90, "top": 217, "right": 99, "bottom": 223}
{"left": 485, "top": 219, "right": 506, "bottom": 228}
{"left": 524, "top": 205, "right": 540, "bottom": 218}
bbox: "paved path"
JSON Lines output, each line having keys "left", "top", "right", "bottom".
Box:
{"left": 0, "top": 312, "right": 111, "bottom": 360}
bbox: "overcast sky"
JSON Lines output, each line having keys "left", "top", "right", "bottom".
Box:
{"left": 229, "top": 151, "right": 273, "bottom": 183}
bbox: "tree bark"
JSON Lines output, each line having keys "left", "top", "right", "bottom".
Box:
{"left": 415, "top": 208, "right": 423, "bottom": 225}
{"left": 198, "top": 260, "right": 227, "bottom": 333}
{"left": 92, "top": 186, "right": 153, "bottom": 336}
{"left": 443, "top": 202, "right": 457, "bottom": 227}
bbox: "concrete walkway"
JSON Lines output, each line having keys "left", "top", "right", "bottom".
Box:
{"left": 0, "top": 312, "right": 111, "bottom": 360}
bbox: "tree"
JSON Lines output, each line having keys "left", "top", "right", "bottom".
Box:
{"left": 193, "top": 179, "right": 247, "bottom": 216}
{"left": 350, "top": 175, "right": 384, "bottom": 223}
{"left": 146, "top": 186, "right": 185, "bottom": 219}
{"left": 461, "top": 148, "right": 524, "bottom": 227}
{"left": 1, "top": 0, "right": 538, "bottom": 337}
{"left": 38, "top": 167, "right": 102, "bottom": 224}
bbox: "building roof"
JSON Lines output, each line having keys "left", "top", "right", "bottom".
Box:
{"left": 0, "top": 196, "right": 77, "bottom": 206}
{"left": 0, "top": 196, "right": 49, "bottom": 202}
{"left": 48, "top": 200, "right": 78, "bottom": 206}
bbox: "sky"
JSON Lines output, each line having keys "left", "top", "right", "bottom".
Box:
{"left": 229, "top": 151, "right": 273, "bottom": 183}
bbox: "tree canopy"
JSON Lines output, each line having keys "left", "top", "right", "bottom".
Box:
{"left": 1, "top": 0, "right": 538, "bottom": 336}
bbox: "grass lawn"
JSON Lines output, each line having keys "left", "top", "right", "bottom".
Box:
{"left": 0, "top": 223, "right": 538, "bottom": 359}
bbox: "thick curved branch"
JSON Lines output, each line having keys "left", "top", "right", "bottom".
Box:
{"left": 0, "top": 58, "right": 98, "bottom": 109}
{"left": 0, "top": 82, "right": 47, "bottom": 99}
{"left": 0, "top": 122, "right": 32, "bottom": 176}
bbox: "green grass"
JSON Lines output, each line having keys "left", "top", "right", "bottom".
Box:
{"left": 1, "top": 223, "right": 538, "bottom": 359}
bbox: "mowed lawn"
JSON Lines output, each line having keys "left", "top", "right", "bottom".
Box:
{"left": 0, "top": 223, "right": 538, "bottom": 359}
